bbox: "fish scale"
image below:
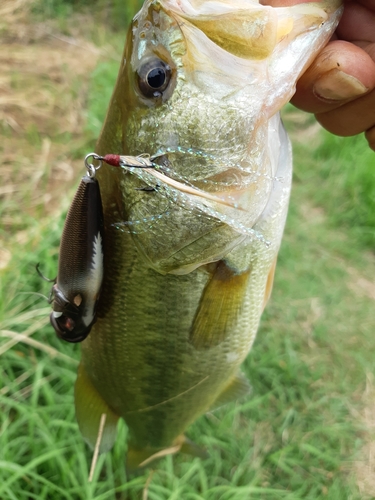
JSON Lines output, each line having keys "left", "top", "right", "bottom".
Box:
{"left": 71, "top": 0, "right": 343, "bottom": 469}
{"left": 82, "top": 231, "right": 221, "bottom": 445}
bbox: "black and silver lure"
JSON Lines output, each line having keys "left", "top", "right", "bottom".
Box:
{"left": 50, "top": 154, "right": 105, "bottom": 343}
{"left": 49, "top": 152, "right": 160, "bottom": 343}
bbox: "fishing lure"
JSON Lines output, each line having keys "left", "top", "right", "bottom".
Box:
{"left": 50, "top": 154, "right": 105, "bottom": 342}
{"left": 50, "top": 153, "right": 161, "bottom": 343}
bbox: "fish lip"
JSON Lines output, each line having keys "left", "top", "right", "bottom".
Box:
{"left": 126, "top": 149, "right": 269, "bottom": 219}
{"left": 145, "top": 152, "right": 247, "bottom": 210}
{"left": 115, "top": 148, "right": 273, "bottom": 270}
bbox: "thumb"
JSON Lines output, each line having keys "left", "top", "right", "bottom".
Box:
{"left": 291, "top": 40, "right": 375, "bottom": 114}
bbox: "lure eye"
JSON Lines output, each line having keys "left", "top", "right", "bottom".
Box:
{"left": 50, "top": 311, "right": 91, "bottom": 343}
{"left": 58, "top": 315, "right": 76, "bottom": 332}
{"left": 137, "top": 59, "right": 172, "bottom": 98}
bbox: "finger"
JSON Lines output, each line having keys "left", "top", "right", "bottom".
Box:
{"left": 291, "top": 40, "right": 375, "bottom": 113}
{"left": 337, "top": 2, "right": 375, "bottom": 43}
{"left": 315, "top": 87, "right": 375, "bottom": 135}
{"left": 365, "top": 125, "right": 375, "bottom": 151}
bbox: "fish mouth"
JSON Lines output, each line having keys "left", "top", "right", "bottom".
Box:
{"left": 109, "top": 150, "right": 252, "bottom": 210}
{"left": 116, "top": 147, "right": 275, "bottom": 242}
{"left": 145, "top": 153, "right": 246, "bottom": 210}
{"left": 111, "top": 147, "right": 275, "bottom": 274}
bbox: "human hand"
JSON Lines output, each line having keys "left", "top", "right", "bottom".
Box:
{"left": 290, "top": 0, "right": 375, "bottom": 151}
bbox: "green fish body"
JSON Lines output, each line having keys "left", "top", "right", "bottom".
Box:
{"left": 74, "top": 0, "right": 343, "bottom": 468}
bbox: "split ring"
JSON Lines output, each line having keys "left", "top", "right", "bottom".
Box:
{"left": 84, "top": 153, "right": 103, "bottom": 178}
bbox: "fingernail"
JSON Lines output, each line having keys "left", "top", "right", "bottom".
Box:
{"left": 314, "top": 69, "right": 368, "bottom": 101}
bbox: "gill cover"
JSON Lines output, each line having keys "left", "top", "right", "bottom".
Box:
{"left": 51, "top": 176, "right": 104, "bottom": 343}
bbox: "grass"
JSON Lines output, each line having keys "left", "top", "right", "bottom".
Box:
{"left": 1, "top": 2, "right": 375, "bottom": 499}
{"left": 31, "top": 0, "right": 144, "bottom": 31}
{"left": 286, "top": 110, "right": 375, "bottom": 249}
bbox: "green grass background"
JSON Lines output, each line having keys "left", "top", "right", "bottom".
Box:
{"left": 1, "top": 2, "right": 375, "bottom": 499}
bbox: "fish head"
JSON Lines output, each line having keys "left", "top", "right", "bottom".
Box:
{"left": 97, "top": 0, "right": 342, "bottom": 274}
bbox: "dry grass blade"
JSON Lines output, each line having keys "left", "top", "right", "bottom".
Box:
{"left": 0, "top": 317, "right": 50, "bottom": 356}
{"left": 14, "top": 374, "right": 58, "bottom": 400}
{"left": 0, "top": 0, "right": 34, "bottom": 44}
{"left": 142, "top": 471, "right": 155, "bottom": 500}
{"left": 0, "top": 369, "right": 34, "bottom": 396}
{"left": 0, "top": 248, "right": 12, "bottom": 270}
{"left": 0, "top": 0, "right": 30, "bottom": 18}
{"left": 0, "top": 329, "right": 78, "bottom": 365}
{"left": 138, "top": 445, "right": 181, "bottom": 469}
{"left": 88, "top": 413, "right": 107, "bottom": 483}
{"left": 0, "top": 307, "right": 51, "bottom": 330}
{"left": 0, "top": 19, "right": 102, "bottom": 233}
{"left": 353, "top": 373, "right": 375, "bottom": 498}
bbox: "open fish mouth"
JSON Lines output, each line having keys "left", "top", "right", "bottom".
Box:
{"left": 135, "top": 153, "right": 244, "bottom": 210}
{"left": 95, "top": 147, "right": 277, "bottom": 274}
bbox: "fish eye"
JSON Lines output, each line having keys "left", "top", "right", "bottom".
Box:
{"left": 137, "top": 59, "right": 172, "bottom": 98}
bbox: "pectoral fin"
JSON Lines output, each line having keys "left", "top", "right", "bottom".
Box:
{"left": 209, "top": 372, "right": 251, "bottom": 411}
{"left": 74, "top": 363, "right": 119, "bottom": 453}
{"left": 190, "top": 261, "right": 251, "bottom": 350}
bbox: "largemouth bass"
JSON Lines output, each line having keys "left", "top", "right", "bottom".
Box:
{"left": 72, "top": 0, "right": 343, "bottom": 469}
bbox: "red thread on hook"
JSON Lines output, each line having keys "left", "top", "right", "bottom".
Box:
{"left": 102, "top": 154, "right": 121, "bottom": 167}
